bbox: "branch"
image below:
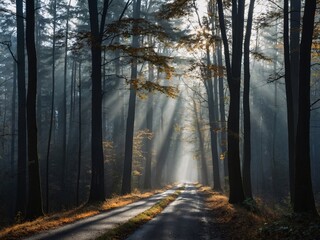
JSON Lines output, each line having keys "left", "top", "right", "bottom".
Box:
{"left": 0, "top": 41, "right": 18, "bottom": 63}
{"left": 310, "top": 98, "right": 320, "bottom": 108}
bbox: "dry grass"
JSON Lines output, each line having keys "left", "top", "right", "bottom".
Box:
{"left": 0, "top": 187, "right": 169, "bottom": 240}
{"left": 201, "top": 186, "right": 320, "bottom": 240}
{"left": 200, "top": 186, "right": 278, "bottom": 240}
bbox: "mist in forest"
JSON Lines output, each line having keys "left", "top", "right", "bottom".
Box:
{"left": 0, "top": 0, "right": 319, "bottom": 225}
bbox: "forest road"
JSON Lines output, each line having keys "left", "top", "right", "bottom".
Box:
{"left": 23, "top": 188, "right": 179, "bottom": 240}
{"left": 126, "top": 183, "right": 220, "bottom": 240}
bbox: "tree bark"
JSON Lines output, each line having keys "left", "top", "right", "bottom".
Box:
{"left": 15, "top": 0, "right": 27, "bottom": 217}
{"left": 217, "top": 0, "right": 245, "bottom": 203}
{"left": 293, "top": 0, "right": 318, "bottom": 215}
{"left": 25, "top": 0, "right": 43, "bottom": 220}
{"left": 87, "top": 0, "right": 105, "bottom": 202}
{"left": 121, "top": 0, "right": 141, "bottom": 195}
{"left": 242, "top": 0, "right": 255, "bottom": 199}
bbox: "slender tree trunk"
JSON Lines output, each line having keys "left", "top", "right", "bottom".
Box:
{"left": 15, "top": 0, "right": 27, "bottom": 217}
{"left": 45, "top": 0, "right": 57, "bottom": 213}
{"left": 144, "top": 53, "right": 154, "bottom": 190}
{"left": 193, "top": 98, "right": 208, "bottom": 185}
{"left": 121, "top": 0, "right": 141, "bottom": 195}
{"left": 25, "top": 0, "right": 43, "bottom": 220}
{"left": 76, "top": 61, "right": 82, "bottom": 206}
{"left": 242, "top": 0, "right": 255, "bottom": 199}
{"left": 206, "top": 46, "right": 222, "bottom": 191}
{"left": 283, "top": 0, "right": 296, "bottom": 204}
{"left": 11, "top": 61, "right": 17, "bottom": 176}
{"left": 217, "top": 41, "right": 228, "bottom": 185}
{"left": 293, "top": 0, "right": 318, "bottom": 215}
{"left": 60, "top": 0, "right": 71, "bottom": 205}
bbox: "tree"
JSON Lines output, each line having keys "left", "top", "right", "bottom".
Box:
{"left": 293, "top": 0, "right": 318, "bottom": 216}
{"left": 87, "top": 0, "right": 108, "bottom": 202}
{"left": 121, "top": 0, "right": 141, "bottom": 195}
{"left": 25, "top": 0, "right": 43, "bottom": 220}
{"left": 242, "top": 0, "right": 255, "bottom": 199}
{"left": 217, "top": 0, "right": 245, "bottom": 203}
{"left": 15, "top": 0, "right": 27, "bottom": 217}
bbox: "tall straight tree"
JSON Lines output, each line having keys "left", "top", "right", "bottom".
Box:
{"left": 242, "top": 0, "right": 255, "bottom": 199}
{"left": 293, "top": 0, "right": 318, "bottom": 216}
{"left": 45, "top": 0, "right": 57, "bottom": 213}
{"left": 87, "top": 0, "right": 109, "bottom": 202}
{"left": 283, "top": 0, "right": 295, "bottom": 204}
{"left": 25, "top": 0, "right": 43, "bottom": 220}
{"left": 217, "top": 0, "right": 245, "bottom": 203}
{"left": 121, "top": 0, "right": 141, "bottom": 195}
{"left": 15, "top": 0, "right": 27, "bottom": 217}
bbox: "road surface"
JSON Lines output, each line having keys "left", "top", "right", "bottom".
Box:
{"left": 24, "top": 189, "right": 177, "bottom": 240}
{"left": 126, "top": 183, "right": 220, "bottom": 240}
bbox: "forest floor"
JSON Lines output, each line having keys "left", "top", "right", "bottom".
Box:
{"left": 202, "top": 186, "right": 320, "bottom": 240}
{"left": 1, "top": 185, "right": 320, "bottom": 240}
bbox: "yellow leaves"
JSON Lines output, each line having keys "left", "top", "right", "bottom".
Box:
{"left": 129, "top": 79, "right": 179, "bottom": 99}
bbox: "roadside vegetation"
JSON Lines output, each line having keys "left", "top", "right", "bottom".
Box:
{"left": 0, "top": 187, "right": 171, "bottom": 240}
{"left": 202, "top": 186, "right": 320, "bottom": 240}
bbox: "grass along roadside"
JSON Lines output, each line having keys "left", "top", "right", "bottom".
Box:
{"left": 96, "top": 189, "right": 182, "bottom": 240}
{"left": 201, "top": 186, "right": 320, "bottom": 240}
{"left": 0, "top": 187, "right": 172, "bottom": 240}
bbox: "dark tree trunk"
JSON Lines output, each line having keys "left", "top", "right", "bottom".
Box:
{"left": 283, "top": 0, "right": 296, "bottom": 204}
{"left": 45, "top": 0, "right": 57, "bottom": 213}
{"left": 76, "top": 61, "right": 82, "bottom": 206}
{"left": 242, "top": 0, "right": 255, "bottom": 199}
{"left": 87, "top": 0, "right": 106, "bottom": 202}
{"left": 25, "top": 0, "right": 43, "bottom": 220}
{"left": 15, "top": 0, "right": 27, "bottom": 217}
{"left": 293, "top": 0, "right": 318, "bottom": 215}
{"left": 217, "top": 0, "right": 245, "bottom": 203}
{"left": 121, "top": 0, "right": 141, "bottom": 195}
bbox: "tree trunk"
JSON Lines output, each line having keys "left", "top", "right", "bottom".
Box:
{"left": 87, "top": 0, "right": 105, "bottom": 202}
{"left": 217, "top": 0, "right": 245, "bottom": 203}
{"left": 76, "top": 61, "right": 82, "bottom": 206}
{"left": 217, "top": 41, "right": 228, "bottom": 186}
{"left": 121, "top": 0, "right": 141, "bottom": 195}
{"left": 15, "top": 0, "right": 27, "bottom": 217}
{"left": 242, "top": 0, "right": 255, "bottom": 199}
{"left": 25, "top": 0, "right": 43, "bottom": 220}
{"left": 45, "top": 0, "right": 57, "bottom": 213}
{"left": 293, "top": 0, "right": 318, "bottom": 215}
{"left": 193, "top": 98, "right": 208, "bottom": 185}
{"left": 144, "top": 52, "right": 154, "bottom": 190}
{"left": 206, "top": 46, "right": 222, "bottom": 191}
{"left": 283, "top": 0, "right": 296, "bottom": 204}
